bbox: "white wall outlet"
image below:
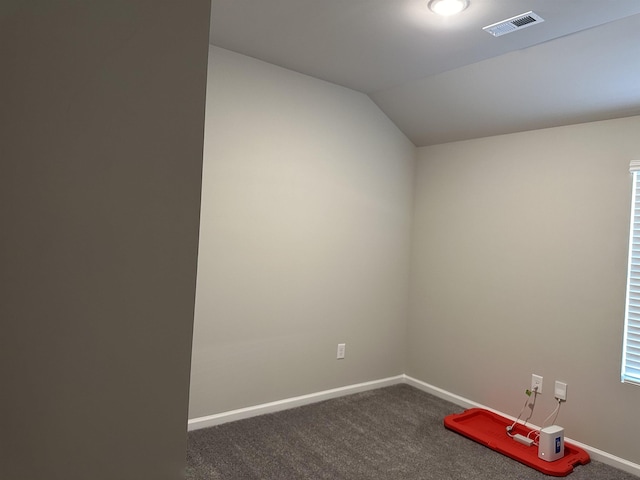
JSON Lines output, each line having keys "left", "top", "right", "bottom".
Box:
{"left": 337, "top": 343, "right": 346, "bottom": 359}
{"left": 554, "top": 381, "right": 567, "bottom": 401}
{"left": 531, "top": 374, "right": 543, "bottom": 394}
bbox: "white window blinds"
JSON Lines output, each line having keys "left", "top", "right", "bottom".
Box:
{"left": 622, "top": 160, "right": 640, "bottom": 385}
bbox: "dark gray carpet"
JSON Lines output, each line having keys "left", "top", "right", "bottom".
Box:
{"left": 186, "top": 384, "right": 637, "bottom": 479}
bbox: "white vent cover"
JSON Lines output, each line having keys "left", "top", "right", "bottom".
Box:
{"left": 483, "top": 11, "right": 544, "bottom": 37}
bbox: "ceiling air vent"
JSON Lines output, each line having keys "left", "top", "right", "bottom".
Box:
{"left": 483, "top": 11, "right": 544, "bottom": 37}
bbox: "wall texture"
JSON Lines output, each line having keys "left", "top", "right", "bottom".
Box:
{"left": 189, "top": 47, "right": 416, "bottom": 418}
{"left": 0, "top": 2, "right": 210, "bottom": 479}
{"left": 408, "top": 116, "right": 640, "bottom": 464}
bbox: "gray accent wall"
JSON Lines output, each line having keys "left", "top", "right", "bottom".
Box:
{"left": 408, "top": 116, "right": 640, "bottom": 465}
{"left": 0, "top": 2, "right": 210, "bottom": 479}
{"left": 189, "top": 47, "right": 416, "bottom": 418}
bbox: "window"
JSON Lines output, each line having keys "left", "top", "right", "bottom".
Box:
{"left": 623, "top": 160, "right": 640, "bottom": 385}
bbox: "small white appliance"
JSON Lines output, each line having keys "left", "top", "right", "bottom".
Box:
{"left": 538, "top": 425, "right": 564, "bottom": 462}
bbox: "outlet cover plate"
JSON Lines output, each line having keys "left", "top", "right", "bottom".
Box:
{"left": 531, "top": 374, "right": 543, "bottom": 394}
{"left": 554, "top": 381, "right": 567, "bottom": 401}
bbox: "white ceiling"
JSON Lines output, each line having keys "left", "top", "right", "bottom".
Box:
{"left": 210, "top": 0, "right": 640, "bottom": 146}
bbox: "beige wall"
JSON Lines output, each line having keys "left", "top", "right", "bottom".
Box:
{"left": 0, "top": 2, "right": 210, "bottom": 479}
{"left": 189, "top": 47, "right": 416, "bottom": 417}
{"left": 190, "top": 43, "right": 640, "bottom": 468}
{"left": 409, "top": 116, "right": 640, "bottom": 464}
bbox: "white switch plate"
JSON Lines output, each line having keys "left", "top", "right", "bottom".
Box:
{"left": 337, "top": 343, "right": 346, "bottom": 359}
{"left": 554, "top": 381, "right": 567, "bottom": 401}
{"left": 531, "top": 374, "right": 543, "bottom": 394}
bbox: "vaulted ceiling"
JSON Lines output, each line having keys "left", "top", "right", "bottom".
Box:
{"left": 210, "top": 1, "right": 640, "bottom": 146}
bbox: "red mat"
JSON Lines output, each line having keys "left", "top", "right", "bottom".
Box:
{"left": 444, "top": 408, "right": 590, "bottom": 476}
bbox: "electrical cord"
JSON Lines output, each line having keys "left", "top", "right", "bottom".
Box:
{"left": 506, "top": 387, "right": 538, "bottom": 438}
{"left": 541, "top": 398, "right": 562, "bottom": 429}
{"left": 521, "top": 389, "right": 537, "bottom": 427}
{"left": 527, "top": 397, "right": 562, "bottom": 446}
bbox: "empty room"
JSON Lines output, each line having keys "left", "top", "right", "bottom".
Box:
{"left": 3, "top": 1, "right": 640, "bottom": 479}
{"left": 188, "top": 0, "right": 640, "bottom": 478}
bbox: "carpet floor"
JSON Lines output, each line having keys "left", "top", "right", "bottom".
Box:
{"left": 186, "top": 384, "right": 637, "bottom": 479}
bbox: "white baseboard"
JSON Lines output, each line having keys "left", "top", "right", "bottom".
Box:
{"left": 188, "top": 374, "right": 640, "bottom": 477}
{"left": 403, "top": 375, "right": 640, "bottom": 478}
{"left": 188, "top": 375, "right": 404, "bottom": 432}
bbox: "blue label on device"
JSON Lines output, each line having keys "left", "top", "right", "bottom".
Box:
{"left": 555, "top": 437, "right": 561, "bottom": 453}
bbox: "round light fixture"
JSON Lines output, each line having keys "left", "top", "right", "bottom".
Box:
{"left": 428, "top": 0, "right": 469, "bottom": 16}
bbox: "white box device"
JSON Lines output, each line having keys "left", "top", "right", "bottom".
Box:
{"left": 538, "top": 425, "right": 564, "bottom": 462}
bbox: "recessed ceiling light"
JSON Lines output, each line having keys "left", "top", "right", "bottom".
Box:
{"left": 428, "top": 0, "right": 469, "bottom": 16}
